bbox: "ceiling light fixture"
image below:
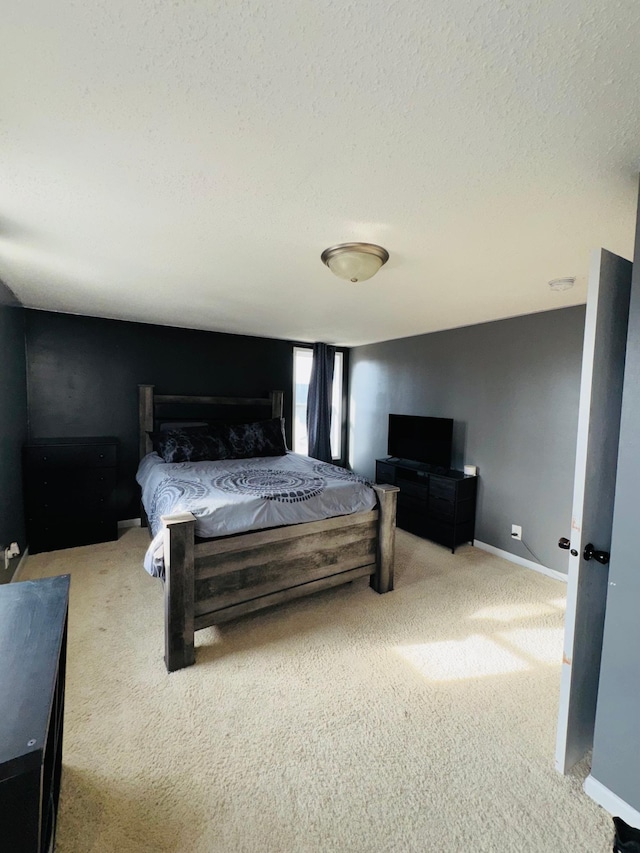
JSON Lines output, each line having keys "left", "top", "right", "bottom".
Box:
{"left": 321, "top": 242, "right": 389, "bottom": 283}
{"left": 548, "top": 277, "right": 576, "bottom": 292}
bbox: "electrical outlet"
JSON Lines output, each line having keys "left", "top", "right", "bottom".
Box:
{"left": 511, "top": 524, "right": 522, "bottom": 541}
{"left": 3, "top": 542, "right": 20, "bottom": 570}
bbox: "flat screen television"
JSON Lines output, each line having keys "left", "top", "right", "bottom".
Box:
{"left": 387, "top": 414, "right": 453, "bottom": 468}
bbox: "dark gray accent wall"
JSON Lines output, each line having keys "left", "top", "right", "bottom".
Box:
{"left": 0, "top": 281, "right": 27, "bottom": 567}
{"left": 590, "top": 195, "right": 640, "bottom": 812}
{"left": 349, "top": 306, "right": 586, "bottom": 574}
{"left": 25, "top": 311, "right": 296, "bottom": 521}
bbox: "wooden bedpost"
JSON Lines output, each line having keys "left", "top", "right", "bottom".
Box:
{"left": 139, "top": 384, "right": 154, "bottom": 528}
{"left": 162, "top": 512, "right": 196, "bottom": 672}
{"left": 139, "top": 384, "right": 154, "bottom": 459}
{"left": 370, "top": 483, "right": 399, "bottom": 594}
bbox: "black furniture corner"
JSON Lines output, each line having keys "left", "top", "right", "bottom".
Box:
{"left": 0, "top": 574, "right": 69, "bottom": 853}
{"left": 23, "top": 436, "right": 118, "bottom": 554}
{"left": 376, "top": 458, "right": 477, "bottom": 552}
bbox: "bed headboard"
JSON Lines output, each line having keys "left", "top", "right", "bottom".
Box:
{"left": 138, "top": 386, "right": 284, "bottom": 460}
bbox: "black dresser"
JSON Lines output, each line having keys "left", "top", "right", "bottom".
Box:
{"left": 24, "top": 437, "right": 118, "bottom": 554}
{"left": 0, "top": 574, "right": 69, "bottom": 853}
{"left": 376, "top": 458, "right": 477, "bottom": 552}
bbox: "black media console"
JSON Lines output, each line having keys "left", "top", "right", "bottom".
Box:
{"left": 376, "top": 458, "right": 477, "bottom": 553}
{"left": 0, "top": 574, "right": 69, "bottom": 852}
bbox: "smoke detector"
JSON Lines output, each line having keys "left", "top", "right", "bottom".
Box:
{"left": 548, "top": 277, "right": 575, "bottom": 292}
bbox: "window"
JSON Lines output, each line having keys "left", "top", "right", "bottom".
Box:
{"left": 293, "top": 347, "right": 344, "bottom": 460}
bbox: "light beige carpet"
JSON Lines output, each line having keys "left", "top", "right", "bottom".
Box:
{"left": 20, "top": 528, "right": 614, "bottom": 852}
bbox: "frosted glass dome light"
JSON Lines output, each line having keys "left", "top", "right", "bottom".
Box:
{"left": 548, "top": 277, "right": 576, "bottom": 292}
{"left": 321, "top": 243, "right": 389, "bottom": 283}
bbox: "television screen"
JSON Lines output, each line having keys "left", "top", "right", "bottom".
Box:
{"left": 387, "top": 414, "right": 453, "bottom": 468}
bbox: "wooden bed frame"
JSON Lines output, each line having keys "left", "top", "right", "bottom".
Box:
{"left": 139, "top": 385, "right": 399, "bottom": 672}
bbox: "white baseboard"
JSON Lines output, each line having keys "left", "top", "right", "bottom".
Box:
{"left": 10, "top": 547, "right": 30, "bottom": 583}
{"left": 584, "top": 774, "right": 640, "bottom": 828}
{"left": 118, "top": 518, "right": 142, "bottom": 529}
{"left": 474, "top": 540, "right": 567, "bottom": 583}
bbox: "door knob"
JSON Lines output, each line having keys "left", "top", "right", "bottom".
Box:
{"left": 583, "top": 543, "right": 610, "bottom": 564}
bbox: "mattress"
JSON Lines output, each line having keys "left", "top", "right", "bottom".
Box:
{"left": 137, "top": 451, "right": 376, "bottom": 577}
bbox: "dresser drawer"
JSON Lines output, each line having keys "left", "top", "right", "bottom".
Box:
{"left": 397, "top": 506, "right": 426, "bottom": 537}
{"left": 429, "top": 476, "right": 456, "bottom": 499}
{"left": 376, "top": 462, "right": 396, "bottom": 485}
{"left": 424, "top": 519, "right": 456, "bottom": 548}
{"left": 26, "top": 469, "right": 116, "bottom": 517}
{"left": 428, "top": 494, "right": 455, "bottom": 522}
{"left": 27, "top": 495, "right": 115, "bottom": 523}
{"left": 27, "top": 468, "right": 116, "bottom": 495}
{"left": 425, "top": 519, "right": 475, "bottom": 550}
{"left": 24, "top": 443, "right": 116, "bottom": 470}
{"left": 28, "top": 519, "right": 118, "bottom": 554}
{"left": 398, "top": 492, "right": 427, "bottom": 512}
{"left": 397, "top": 478, "right": 428, "bottom": 500}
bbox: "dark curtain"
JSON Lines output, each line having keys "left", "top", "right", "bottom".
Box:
{"left": 306, "top": 342, "right": 336, "bottom": 462}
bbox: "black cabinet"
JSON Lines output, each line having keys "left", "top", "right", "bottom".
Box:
{"left": 24, "top": 437, "right": 118, "bottom": 554}
{"left": 376, "top": 458, "right": 477, "bottom": 552}
{"left": 0, "top": 575, "right": 69, "bottom": 852}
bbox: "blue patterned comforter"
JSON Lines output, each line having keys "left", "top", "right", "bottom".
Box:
{"left": 137, "top": 452, "right": 376, "bottom": 577}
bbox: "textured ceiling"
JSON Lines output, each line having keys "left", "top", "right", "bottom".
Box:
{"left": 1, "top": 1, "right": 639, "bottom": 346}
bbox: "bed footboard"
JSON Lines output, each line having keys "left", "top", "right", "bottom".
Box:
{"left": 161, "top": 482, "right": 398, "bottom": 672}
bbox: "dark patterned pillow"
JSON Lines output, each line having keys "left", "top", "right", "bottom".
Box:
{"left": 148, "top": 430, "right": 193, "bottom": 463}
{"left": 225, "top": 418, "right": 287, "bottom": 459}
{"left": 149, "top": 419, "right": 287, "bottom": 463}
{"left": 154, "top": 430, "right": 232, "bottom": 464}
{"left": 147, "top": 424, "right": 209, "bottom": 457}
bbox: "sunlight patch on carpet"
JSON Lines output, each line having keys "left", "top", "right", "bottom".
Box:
{"left": 396, "top": 635, "right": 530, "bottom": 681}
{"left": 469, "top": 602, "right": 558, "bottom": 622}
{"left": 497, "top": 627, "right": 564, "bottom": 665}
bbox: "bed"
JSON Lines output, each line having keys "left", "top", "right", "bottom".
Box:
{"left": 138, "top": 384, "right": 399, "bottom": 672}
